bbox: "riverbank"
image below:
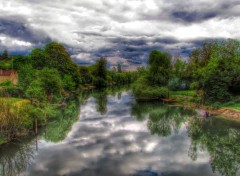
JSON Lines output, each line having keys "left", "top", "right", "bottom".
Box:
{"left": 0, "top": 96, "right": 81, "bottom": 145}
{"left": 166, "top": 90, "right": 240, "bottom": 121}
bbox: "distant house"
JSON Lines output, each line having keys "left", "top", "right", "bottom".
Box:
{"left": 0, "top": 69, "right": 18, "bottom": 85}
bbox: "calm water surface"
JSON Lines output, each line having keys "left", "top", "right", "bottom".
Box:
{"left": 0, "top": 90, "right": 240, "bottom": 176}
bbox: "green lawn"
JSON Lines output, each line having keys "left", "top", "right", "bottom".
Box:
{"left": 224, "top": 103, "right": 240, "bottom": 111}
{"left": 170, "top": 90, "right": 196, "bottom": 96}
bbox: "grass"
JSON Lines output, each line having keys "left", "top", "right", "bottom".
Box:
{"left": 170, "top": 90, "right": 196, "bottom": 96}
{"left": 223, "top": 103, "right": 240, "bottom": 111}
{"left": 0, "top": 97, "right": 24, "bottom": 104}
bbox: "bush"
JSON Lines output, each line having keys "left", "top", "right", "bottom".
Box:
{"left": 212, "top": 102, "right": 222, "bottom": 109}
{"left": 0, "top": 86, "right": 24, "bottom": 97}
{"left": 0, "top": 80, "right": 13, "bottom": 87}
{"left": 133, "top": 76, "right": 169, "bottom": 100}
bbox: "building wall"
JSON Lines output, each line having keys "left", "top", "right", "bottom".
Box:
{"left": 0, "top": 73, "right": 18, "bottom": 85}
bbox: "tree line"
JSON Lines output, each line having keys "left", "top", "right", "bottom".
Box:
{"left": 133, "top": 39, "right": 240, "bottom": 105}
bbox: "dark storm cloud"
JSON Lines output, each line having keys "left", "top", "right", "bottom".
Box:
{"left": 0, "top": 17, "right": 51, "bottom": 45}
{"left": 171, "top": 11, "right": 218, "bottom": 23}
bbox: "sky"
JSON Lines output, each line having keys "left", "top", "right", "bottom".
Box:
{"left": 0, "top": 0, "right": 240, "bottom": 66}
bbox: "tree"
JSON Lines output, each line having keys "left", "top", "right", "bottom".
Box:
{"left": 63, "top": 75, "right": 76, "bottom": 92}
{"left": 18, "top": 64, "right": 37, "bottom": 91}
{"left": 93, "top": 57, "right": 107, "bottom": 87}
{"left": 147, "top": 50, "right": 172, "bottom": 86}
{"left": 193, "top": 39, "right": 240, "bottom": 103}
{"left": 37, "top": 68, "right": 63, "bottom": 97}
{"left": 2, "top": 50, "right": 9, "bottom": 60}
{"left": 79, "top": 66, "right": 93, "bottom": 85}
{"left": 169, "top": 59, "right": 188, "bottom": 90}
{"left": 30, "top": 48, "right": 47, "bottom": 69}
{"left": 117, "top": 63, "right": 122, "bottom": 72}
{"left": 26, "top": 80, "right": 45, "bottom": 104}
{"left": 44, "top": 42, "right": 81, "bottom": 86}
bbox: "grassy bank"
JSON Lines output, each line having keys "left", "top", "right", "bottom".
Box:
{"left": 0, "top": 96, "right": 81, "bottom": 145}
{"left": 168, "top": 90, "right": 240, "bottom": 121}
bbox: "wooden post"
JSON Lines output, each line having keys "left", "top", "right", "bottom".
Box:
{"left": 34, "top": 118, "right": 37, "bottom": 135}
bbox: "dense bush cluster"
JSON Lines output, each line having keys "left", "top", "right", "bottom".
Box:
{"left": 132, "top": 50, "right": 171, "bottom": 100}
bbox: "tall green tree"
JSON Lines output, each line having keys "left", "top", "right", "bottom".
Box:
{"left": 30, "top": 48, "right": 47, "bottom": 69}
{"left": 94, "top": 57, "right": 107, "bottom": 87}
{"left": 147, "top": 50, "right": 172, "bottom": 86}
{"left": 44, "top": 42, "right": 81, "bottom": 86}
{"left": 117, "top": 63, "right": 122, "bottom": 72}
{"left": 191, "top": 39, "right": 240, "bottom": 103}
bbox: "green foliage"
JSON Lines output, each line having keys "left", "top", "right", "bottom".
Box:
{"left": 30, "top": 48, "right": 47, "bottom": 69}
{"left": 192, "top": 40, "right": 240, "bottom": 103}
{"left": 147, "top": 50, "right": 172, "bottom": 86}
{"left": 18, "top": 64, "right": 37, "bottom": 91}
{"left": 79, "top": 66, "right": 93, "bottom": 85}
{"left": 0, "top": 99, "right": 35, "bottom": 142}
{"left": 63, "top": 75, "right": 76, "bottom": 92}
{"left": 93, "top": 90, "right": 108, "bottom": 114}
{"left": 170, "top": 59, "right": 188, "bottom": 90}
{"left": 26, "top": 80, "right": 45, "bottom": 104}
{"left": 13, "top": 56, "right": 32, "bottom": 70}
{"left": 93, "top": 57, "right": 107, "bottom": 87}
{"left": 43, "top": 99, "right": 80, "bottom": 142}
{"left": 132, "top": 50, "right": 171, "bottom": 100}
{"left": 189, "top": 82, "right": 199, "bottom": 90}
{"left": 0, "top": 60, "right": 12, "bottom": 70}
{"left": 131, "top": 102, "right": 195, "bottom": 136}
{"left": 0, "top": 86, "right": 23, "bottom": 97}
{"left": 0, "top": 80, "right": 13, "bottom": 87}
{"left": 133, "top": 76, "right": 169, "bottom": 100}
{"left": 25, "top": 68, "right": 63, "bottom": 103}
{"left": 38, "top": 68, "right": 63, "bottom": 96}
{"left": 45, "top": 42, "right": 81, "bottom": 85}
{"left": 107, "top": 71, "right": 136, "bottom": 86}
{"left": 188, "top": 117, "right": 240, "bottom": 176}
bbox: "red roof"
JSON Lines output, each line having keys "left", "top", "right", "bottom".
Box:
{"left": 0, "top": 70, "right": 17, "bottom": 76}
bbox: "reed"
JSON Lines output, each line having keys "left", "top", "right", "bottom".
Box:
{"left": 0, "top": 98, "right": 32, "bottom": 143}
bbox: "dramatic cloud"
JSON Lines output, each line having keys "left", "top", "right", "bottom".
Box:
{"left": 0, "top": 0, "right": 240, "bottom": 65}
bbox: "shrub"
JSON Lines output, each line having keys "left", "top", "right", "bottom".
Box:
{"left": 0, "top": 80, "right": 13, "bottom": 87}
{"left": 0, "top": 86, "right": 24, "bottom": 97}
{"left": 133, "top": 76, "right": 169, "bottom": 100}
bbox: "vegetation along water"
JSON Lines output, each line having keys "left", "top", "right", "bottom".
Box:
{"left": 0, "top": 39, "right": 239, "bottom": 175}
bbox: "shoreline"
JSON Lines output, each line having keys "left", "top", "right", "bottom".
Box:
{"left": 163, "top": 99, "right": 240, "bottom": 121}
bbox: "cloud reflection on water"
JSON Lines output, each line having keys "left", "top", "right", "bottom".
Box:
{"left": 26, "top": 92, "right": 217, "bottom": 176}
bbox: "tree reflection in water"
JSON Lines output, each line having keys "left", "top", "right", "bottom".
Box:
{"left": 131, "top": 101, "right": 240, "bottom": 176}
{"left": 188, "top": 117, "right": 240, "bottom": 176}
{"left": 0, "top": 137, "right": 36, "bottom": 176}
{"left": 131, "top": 102, "right": 194, "bottom": 136}
{"left": 93, "top": 90, "right": 108, "bottom": 115}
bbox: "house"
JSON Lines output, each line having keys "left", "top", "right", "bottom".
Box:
{"left": 0, "top": 69, "right": 18, "bottom": 85}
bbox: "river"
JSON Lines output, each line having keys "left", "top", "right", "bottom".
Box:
{"left": 0, "top": 90, "right": 240, "bottom": 176}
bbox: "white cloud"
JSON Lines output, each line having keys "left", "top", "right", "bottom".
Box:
{"left": 0, "top": 0, "right": 240, "bottom": 64}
